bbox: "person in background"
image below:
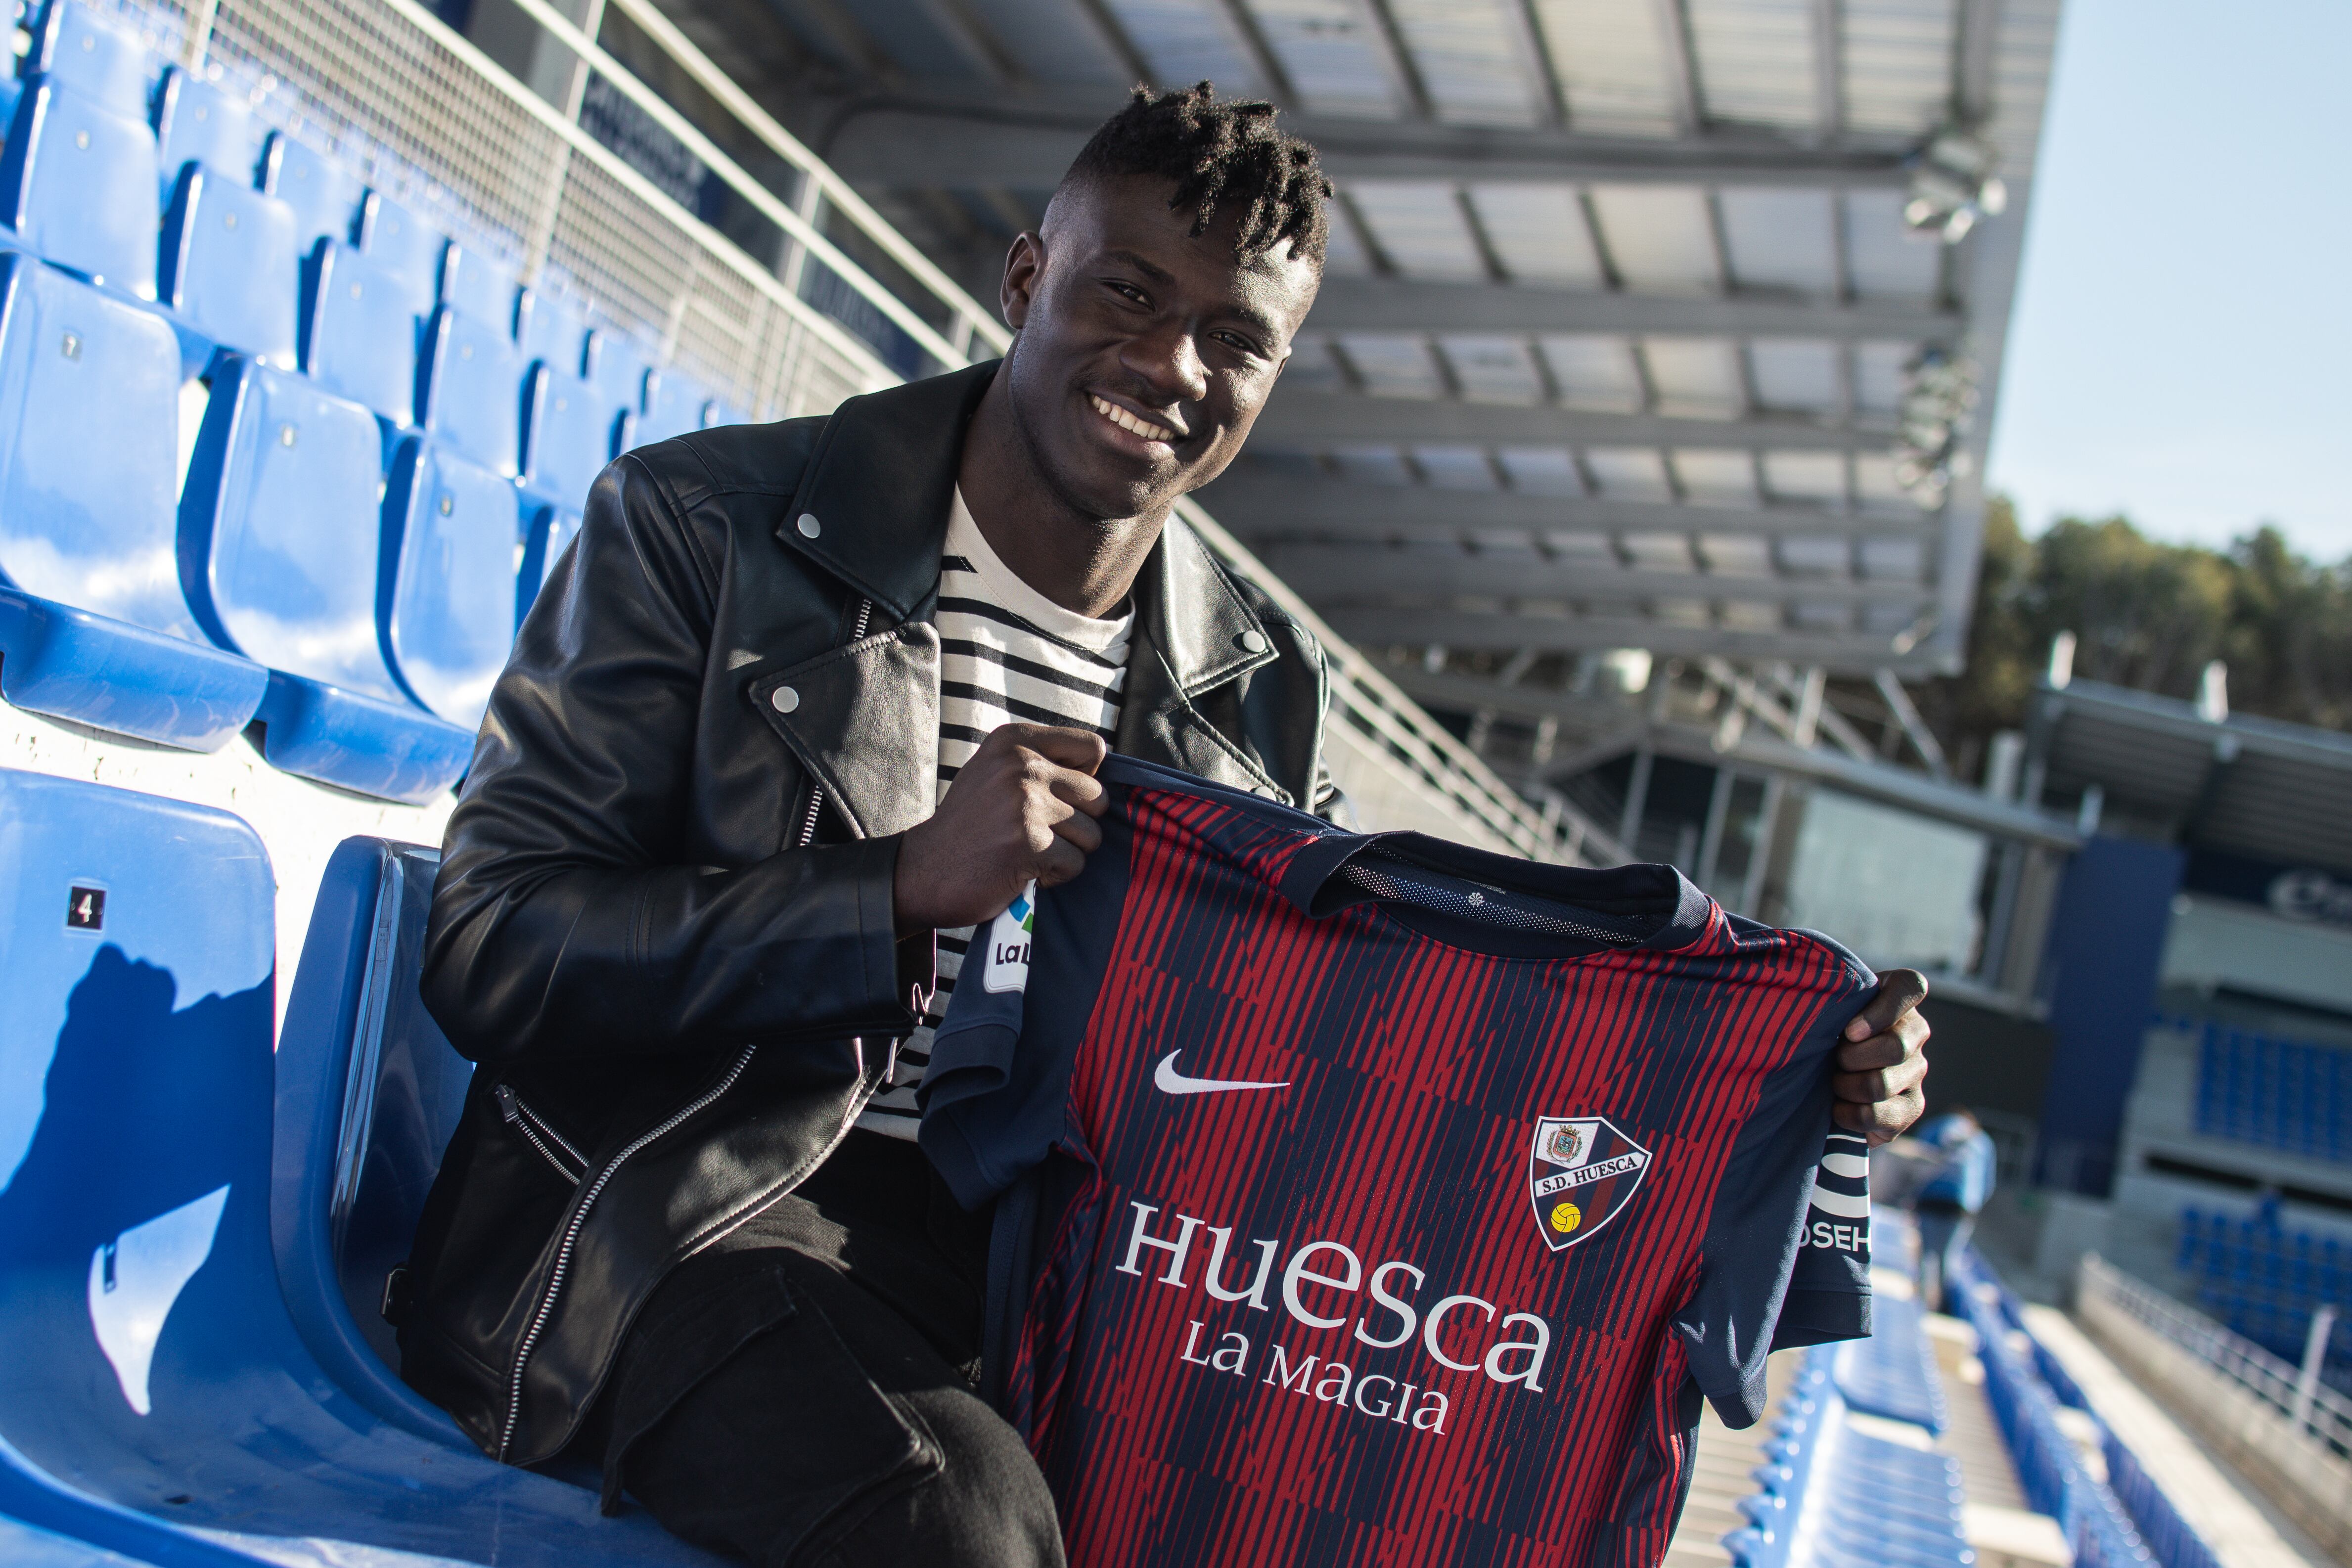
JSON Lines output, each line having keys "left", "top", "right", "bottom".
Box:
{"left": 1913, "top": 1107, "right": 1996, "bottom": 1311}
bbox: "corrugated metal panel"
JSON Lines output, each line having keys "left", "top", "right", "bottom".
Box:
{"left": 1538, "top": 334, "right": 1644, "bottom": 409}
{"left": 1844, "top": 190, "right": 1942, "bottom": 298}
{"left": 1722, "top": 599, "right": 1785, "bottom": 629}
{"left": 1338, "top": 332, "right": 1446, "bottom": 395}
{"left": 1346, "top": 180, "right": 1485, "bottom": 278}
{"left": 1676, "top": 448, "right": 1761, "bottom": 504}
{"left": 1641, "top": 336, "right": 1745, "bottom": 417}
{"left": 1332, "top": 443, "right": 1416, "bottom": 483}
{"left": 1852, "top": 451, "right": 1913, "bottom": 509}
{"left": 1686, "top": 0, "right": 1816, "bottom": 132}
{"left": 1098, "top": 0, "right": 1269, "bottom": 95}
{"left": 1320, "top": 197, "right": 1379, "bottom": 276}
{"left": 1749, "top": 339, "right": 1841, "bottom": 411}
{"left": 1415, "top": 445, "right": 1501, "bottom": 488}
{"left": 1588, "top": 185, "right": 1721, "bottom": 293}
{"left": 1469, "top": 526, "right": 1539, "bottom": 554}
{"left": 1859, "top": 600, "right": 1918, "bottom": 631}
{"left": 1778, "top": 535, "right": 1851, "bottom": 575}
{"left": 1543, "top": 528, "right": 1616, "bottom": 560}
{"left": 1499, "top": 446, "right": 1587, "bottom": 495}
{"left": 1389, "top": 0, "right": 1544, "bottom": 126}
{"left": 1657, "top": 597, "right": 1715, "bottom": 625}
{"left": 1718, "top": 187, "right": 1838, "bottom": 292}
{"left": 1841, "top": 0, "right": 1957, "bottom": 138}
{"left": 1281, "top": 337, "right": 1350, "bottom": 392}
{"left": 1858, "top": 535, "right": 1927, "bottom": 580}
{"left": 1853, "top": 338, "right": 1909, "bottom": 411}
{"left": 972, "top": 0, "right": 1129, "bottom": 83}
{"left": 1988, "top": 0, "right": 2062, "bottom": 163}
{"left": 1467, "top": 184, "right": 1606, "bottom": 286}
{"left": 1762, "top": 448, "right": 1847, "bottom": 502}
{"left": 1586, "top": 447, "right": 1676, "bottom": 501}
{"left": 1700, "top": 532, "right": 1775, "bottom": 575}
{"left": 1531, "top": 0, "right": 1681, "bottom": 136}
{"left": 1438, "top": 334, "right": 1547, "bottom": 402}
{"left": 1623, "top": 529, "right": 1697, "bottom": 570}
{"left": 1248, "top": 0, "right": 1401, "bottom": 116}
{"left": 1792, "top": 599, "right": 1853, "bottom": 629}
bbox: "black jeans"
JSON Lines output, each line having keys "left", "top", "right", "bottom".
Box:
{"left": 585, "top": 1131, "right": 1064, "bottom": 1568}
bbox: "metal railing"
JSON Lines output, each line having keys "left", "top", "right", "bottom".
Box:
{"left": 129, "top": 0, "right": 1607, "bottom": 861}
{"left": 2081, "top": 1252, "right": 2352, "bottom": 1457}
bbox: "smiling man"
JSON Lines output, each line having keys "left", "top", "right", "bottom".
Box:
{"left": 400, "top": 86, "right": 1931, "bottom": 1567}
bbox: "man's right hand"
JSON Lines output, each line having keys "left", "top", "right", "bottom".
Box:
{"left": 893, "top": 723, "right": 1110, "bottom": 933}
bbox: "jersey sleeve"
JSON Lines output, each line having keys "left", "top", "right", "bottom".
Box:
{"left": 918, "top": 888, "right": 1042, "bottom": 1209}
{"left": 1670, "top": 940, "right": 1876, "bottom": 1427}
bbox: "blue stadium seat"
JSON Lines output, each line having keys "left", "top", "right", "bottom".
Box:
{"left": 26, "top": 0, "right": 152, "bottom": 121}
{"left": 159, "top": 165, "right": 298, "bottom": 367}
{"left": 517, "top": 498, "right": 581, "bottom": 625}
{"left": 0, "top": 77, "right": 162, "bottom": 296}
{"left": 0, "top": 256, "right": 264, "bottom": 747}
{"left": 299, "top": 239, "right": 419, "bottom": 427}
{"left": 355, "top": 188, "right": 440, "bottom": 315}
{"left": 274, "top": 837, "right": 474, "bottom": 1443}
{"left": 259, "top": 129, "right": 361, "bottom": 259}
{"left": 636, "top": 364, "right": 713, "bottom": 445}
{"left": 415, "top": 302, "right": 522, "bottom": 474}
{"left": 522, "top": 361, "right": 612, "bottom": 506}
{"left": 1833, "top": 1290, "right": 1949, "bottom": 1434}
{"left": 438, "top": 238, "right": 513, "bottom": 327}
{"left": 583, "top": 325, "right": 646, "bottom": 439}
{"left": 0, "top": 766, "right": 725, "bottom": 1568}
{"left": 179, "top": 357, "right": 473, "bottom": 802}
{"left": 380, "top": 434, "right": 519, "bottom": 728}
{"left": 515, "top": 282, "right": 586, "bottom": 374}
{"left": 0, "top": 1513, "right": 160, "bottom": 1566}
{"left": 152, "top": 67, "right": 259, "bottom": 195}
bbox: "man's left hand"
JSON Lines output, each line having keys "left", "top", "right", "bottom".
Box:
{"left": 1834, "top": 970, "right": 1931, "bottom": 1145}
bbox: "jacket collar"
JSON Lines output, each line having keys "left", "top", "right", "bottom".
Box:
{"left": 777, "top": 359, "right": 1273, "bottom": 698}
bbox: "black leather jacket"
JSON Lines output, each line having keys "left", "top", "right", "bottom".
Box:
{"left": 401, "top": 360, "right": 1338, "bottom": 1466}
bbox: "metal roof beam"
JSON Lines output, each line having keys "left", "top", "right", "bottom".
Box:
{"left": 1265, "top": 545, "right": 1922, "bottom": 606}
{"left": 815, "top": 100, "right": 1919, "bottom": 189}
{"left": 1204, "top": 473, "right": 1926, "bottom": 538}
{"left": 1305, "top": 277, "right": 1955, "bottom": 336}
{"left": 1249, "top": 391, "right": 1888, "bottom": 448}
{"left": 1323, "top": 606, "right": 1924, "bottom": 672}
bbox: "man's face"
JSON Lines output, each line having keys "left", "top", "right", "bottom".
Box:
{"left": 997, "top": 174, "right": 1321, "bottom": 521}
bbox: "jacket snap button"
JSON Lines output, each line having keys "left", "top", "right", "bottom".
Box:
{"left": 770, "top": 685, "right": 800, "bottom": 714}
{"left": 1239, "top": 630, "right": 1269, "bottom": 654}
{"left": 796, "top": 514, "right": 821, "bottom": 538}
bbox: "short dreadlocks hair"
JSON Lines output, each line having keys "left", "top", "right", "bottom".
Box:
{"left": 1061, "top": 83, "right": 1331, "bottom": 267}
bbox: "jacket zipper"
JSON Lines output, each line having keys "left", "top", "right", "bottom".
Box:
{"left": 494, "top": 1083, "right": 588, "bottom": 1184}
{"left": 498, "top": 597, "right": 875, "bottom": 1463}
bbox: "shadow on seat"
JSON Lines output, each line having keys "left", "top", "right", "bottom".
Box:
{"left": 0, "top": 769, "right": 724, "bottom": 1568}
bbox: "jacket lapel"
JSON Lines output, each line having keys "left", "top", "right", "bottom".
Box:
{"left": 750, "top": 618, "right": 940, "bottom": 841}
{"left": 1118, "top": 518, "right": 1283, "bottom": 796}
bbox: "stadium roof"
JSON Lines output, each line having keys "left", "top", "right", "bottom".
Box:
{"left": 656, "top": 0, "right": 2062, "bottom": 675}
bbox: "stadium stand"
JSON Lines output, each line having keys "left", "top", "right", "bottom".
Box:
{"left": 0, "top": 765, "right": 730, "bottom": 1566}
{"left": 2191, "top": 1018, "right": 2352, "bottom": 1163}
{"left": 2177, "top": 1204, "right": 2352, "bottom": 1379}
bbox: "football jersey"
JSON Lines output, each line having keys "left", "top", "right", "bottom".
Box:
{"left": 922, "top": 757, "right": 1876, "bottom": 1567}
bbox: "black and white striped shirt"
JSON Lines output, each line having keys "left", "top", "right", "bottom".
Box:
{"left": 859, "top": 491, "right": 1132, "bottom": 1138}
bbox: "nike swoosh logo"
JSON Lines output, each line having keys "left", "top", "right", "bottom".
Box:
{"left": 1153, "top": 1051, "right": 1291, "bottom": 1097}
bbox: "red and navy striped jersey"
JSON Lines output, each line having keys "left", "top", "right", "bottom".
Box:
{"left": 922, "top": 757, "right": 1875, "bottom": 1567}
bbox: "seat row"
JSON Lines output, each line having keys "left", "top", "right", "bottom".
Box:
{"left": 2192, "top": 1022, "right": 2352, "bottom": 1164}
{"left": 0, "top": 765, "right": 730, "bottom": 1566}
{"left": 0, "top": 1, "right": 741, "bottom": 803}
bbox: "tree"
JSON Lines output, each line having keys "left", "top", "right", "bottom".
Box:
{"left": 1919, "top": 504, "right": 2352, "bottom": 774}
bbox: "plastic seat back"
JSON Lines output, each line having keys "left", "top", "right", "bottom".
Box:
{"left": 514, "top": 283, "right": 585, "bottom": 376}
{"left": 179, "top": 357, "right": 403, "bottom": 702}
{"left": 521, "top": 362, "right": 610, "bottom": 505}
{"left": 517, "top": 498, "right": 581, "bottom": 625}
{"left": 583, "top": 325, "right": 646, "bottom": 422}
{"left": 0, "top": 255, "right": 196, "bottom": 639}
{"left": 355, "top": 189, "right": 441, "bottom": 316}
{"left": 635, "top": 364, "right": 712, "bottom": 446}
{"left": 0, "top": 768, "right": 724, "bottom": 1568}
{"left": 25, "top": 0, "right": 152, "bottom": 120}
{"left": 259, "top": 130, "right": 361, "bottom": 259}
{"left": 415, "top": 303, "right": 521, "bottom": 475}
{"left": 0, "top": 79, "right": 161, "bottom": 295}
{"left": 438, "top": 239, "right": 513, "bottom": 328}
{"left": 152, "top": 67, "right": 259, "bottom": 191}
{"left": 275, "top": 837, "right": 473, "bottom": 1437}
{"left": 380, "top": 434, "right": 518, "bottom": 728}
{"left": 160, "top": 165, "right": 298, "bottom": 366}
{"left": 300, "top": 239, "right": 419, "bottom": 426}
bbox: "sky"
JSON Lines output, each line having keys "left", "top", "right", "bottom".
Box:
{"left": 1983, "top": 0, "right": 2352, "bottom": 559}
